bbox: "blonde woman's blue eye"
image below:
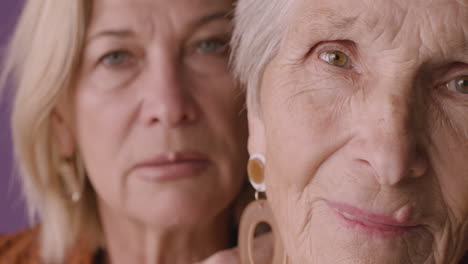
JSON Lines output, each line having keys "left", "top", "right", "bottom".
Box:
{"left": 197, "top": 39, "right": 228, "bottom": 54}
{"left": 319, "top": 50, "right": 349, "bottom": 67}
{"left": 446, "top": 75, "right": 468, "bottom": 94}
{"left": 102, "top": 51, "right": 130, "bottom": 66}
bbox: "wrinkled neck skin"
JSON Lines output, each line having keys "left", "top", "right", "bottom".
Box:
{"left": 98, "top": 205, "right": 232, "bottom": 264}
{"left": 431, "top": 236, "right": 468, "bottom": 264}
{"left": 283, "top": 226, "right": 468, "bottom": 264}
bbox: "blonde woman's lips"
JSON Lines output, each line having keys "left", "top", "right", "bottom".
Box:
{"left": 326, "top": 200, "right": 421, "bottom": 237}
{"left": 131, "top": 152, "right": 210, "bottom": 182}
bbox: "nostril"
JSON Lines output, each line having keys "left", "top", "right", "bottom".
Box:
{"left": 181, "top": 110, "right": 197, "bottom": 123}
{"left": 408, "top": 157, "right": 428, "bottom": 178}
{"left": 409, "top": 167, "right": 423, "bottom": 177}
{"left": 356, "top": 158, "right": 372, "bottom": 168}
{"left": 406, "top": 148, "right": 429, "bottom": 178}
{"left": 149, "top": 117, "right": 159, "bottom": 125}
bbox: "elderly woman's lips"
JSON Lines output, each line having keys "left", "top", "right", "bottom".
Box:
{"left": 131, "top": 152, "right": 210, "bottom": 182}
{"left": 326, "top": 201, "right": 420, "bottom": 235}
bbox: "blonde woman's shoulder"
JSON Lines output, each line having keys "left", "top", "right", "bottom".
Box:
{"left": 0, "top": 227, "right": 40, "bottom": 264}
{"left": 0, "top": 226, "right": 100, "bottom": 264}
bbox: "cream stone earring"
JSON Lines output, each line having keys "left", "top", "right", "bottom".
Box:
{"left": 238, "top": 154, "right": 288, "bottom": 264}
{"left": 59, "top": 154, "right": 85, "bottom": 203}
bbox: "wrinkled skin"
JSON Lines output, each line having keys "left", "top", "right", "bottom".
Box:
{"left": 53, "top": 0, "right": 248, "bottom": 262}
{"left": 248, "top": 0, "right": 468, "bottom": 263}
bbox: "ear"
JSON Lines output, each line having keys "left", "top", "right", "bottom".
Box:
{"left": 51, "top": 108, "right": 75, "bottom": 158}
{"left": 247, "top": 108, "right": 266, "bottom": 156}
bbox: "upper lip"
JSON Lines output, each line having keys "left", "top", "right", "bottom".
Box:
{"left": 133, "top": 151, "right": 210, "bottom": 169}
{"left": 326, "top": 200, "right": 419, "bottom": 228}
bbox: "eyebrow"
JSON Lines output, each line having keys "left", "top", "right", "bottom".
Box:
{"left": 324, "top": 14, "right": 359, "bottom": 32}
{"left": 194, "top": 11, "right": 232, "bottom": 28}
{"left": 87, "top": 10, "right": 232, "bottom": 43}
{"left": 88, "top": 30, "right": 135, "bottom": 43}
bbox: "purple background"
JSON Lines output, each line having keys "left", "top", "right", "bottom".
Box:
{"left": 0, "top": 0, "right": 28, "bottom": 234}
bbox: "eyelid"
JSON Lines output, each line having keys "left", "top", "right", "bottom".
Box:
{"left": 99, "top": 49, "right": 129, "bottom": 61}
{"left": 442, "top": 64, "right": 468, "bottom": 79}
{"left": 97, "top": 49, "right": 138, "bottom": 69}
{"left": 188, "top": 34, "right": 230, "bottom": 55}
{"left": 199, "top": 38, "right": 228, "bottom": 47}
{"left": 443, "top": 75, "right": 468, "bottom": 94}
{"left": 437, "top": 64, "right": 468, "bottom": 85}
{"left": 197, "top": 37, "right": 228, "bottom": 46}
{"left": 313, "top": 41, "right": 360, "bottom": 70}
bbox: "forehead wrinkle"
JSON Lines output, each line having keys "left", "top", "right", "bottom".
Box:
{"left": 291, "top": 6, "right": 361, "bottom": 40}
{"left": 317, "top": 8, "right": 359, "bottom": 33}
{"left": 287, "top": 0, "right": 468, "bottom": 65}
{"left": 291, "top": 3, "right": 403, "bottom": 47}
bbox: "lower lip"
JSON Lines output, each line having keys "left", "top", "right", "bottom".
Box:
{"left": 327, "top": 204, "right": 416, "bottom": 238}
{"left": 133, "top": 160, "right": 210, "bottom": 182}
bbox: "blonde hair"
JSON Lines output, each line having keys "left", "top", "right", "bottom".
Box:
{"left": 0, "top": 1, "right": 101, "bottom": 263}
{"left": 230, "top": 0, "right": 292, "bottom": 114}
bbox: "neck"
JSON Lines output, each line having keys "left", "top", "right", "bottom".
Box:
{"left": 98, "top": 204, "right": 233, "bottom": 264}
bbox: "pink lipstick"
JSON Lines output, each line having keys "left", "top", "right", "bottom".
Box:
{"left": 326, "top": 200, "right": 419, "bottom": 237}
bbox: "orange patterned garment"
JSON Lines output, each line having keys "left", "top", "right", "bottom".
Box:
{"left": 1, "top": 228, "right": 468, "bottom": 263}
{"left": 0, "top": 228, "right": 103, "bottom": 264}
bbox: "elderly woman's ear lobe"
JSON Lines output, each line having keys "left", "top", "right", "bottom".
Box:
{"left": 247, "top": 109, "right": 266, "bottom": 156}
{"left": 51, "top": 110, "right": 76, "bottom": 157}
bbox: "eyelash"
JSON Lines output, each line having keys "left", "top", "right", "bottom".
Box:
{"left": 194, "top": 35, "right": 231, "bottom": 55}
{"left": 440, "top": 73, "right": 468, "bottom": 95}
{"left": 314, "top": 42, "right": 358, "bottom": 71}
{"left": 98, "top": 50, "right": 135, "bottom": 67}
{"left": 313, "top": 43, "right": 468, "bottom": 97}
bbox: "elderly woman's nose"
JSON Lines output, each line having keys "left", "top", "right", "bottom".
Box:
{"left": 140, "top": 59, "right": 199, "bottom": 128}
{"left": 355, "top": 93, "right": 429, "bottom": 185}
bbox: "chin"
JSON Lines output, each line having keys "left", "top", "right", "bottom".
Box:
{"left": 130, "top": 187, "right": 232, "bottom": 228}
{"left": 290, "top": 235, "right": 433, "bottom": 264}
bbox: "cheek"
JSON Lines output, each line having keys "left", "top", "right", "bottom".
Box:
{"left": 73, "top": 83, "right": 137, "bottom": 196}
{"left": 261, "top": 67, "right": 353, "bottom": 189}
{"left": 428, "top": 96, "right": 468, "bottom": 218}
{"left": 197, "top": 73, "right": 248, "bottom": 147}
{"left": 266, "top": 160, "right": 332, "bottom": 258}
{"left": 430, "top": 129, "right": 468, "bottom": 219}
{"left": 261, "top": 70, "right": 354, "bottom": 251}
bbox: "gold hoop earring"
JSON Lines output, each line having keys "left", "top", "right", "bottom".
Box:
{"left": 59, "top": 154, "right": 85, "bottom": 203}
{"left": 238, "top": 154, "right": 288, "bottom": 264}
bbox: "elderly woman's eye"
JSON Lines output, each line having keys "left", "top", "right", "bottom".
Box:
{"left": 101, "top": 51, "right": 132, "bottom": 66}
{"left": 197, "top": 39, "right": 229, "bottom": 55}
{"left": 446, "top": 75, "right": 468, "bottom": 94}
{"left": 319, "top": 50, "right": 349, "bottom": 67}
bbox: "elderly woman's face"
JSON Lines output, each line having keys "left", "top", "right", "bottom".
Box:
{"left": 66, "top": 0, "right": 247, "bottom": 228}
{"left": 252, "top": 0, "right": 468, "bottom": 263}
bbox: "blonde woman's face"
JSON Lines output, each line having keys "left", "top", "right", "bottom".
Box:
{"left": 69, "top": 0, "right": 247, "bottom": 228}
{"left": 250, "top": 0, "right": 468, "bottom": 263}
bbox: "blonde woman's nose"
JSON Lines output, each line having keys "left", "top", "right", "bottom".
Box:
{"left": 140, "top": 58, "right": 199, "bottom": 128}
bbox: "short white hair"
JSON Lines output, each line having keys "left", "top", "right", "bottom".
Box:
{"left": 231, "top": 0, "right": 292, "bottom": 114}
